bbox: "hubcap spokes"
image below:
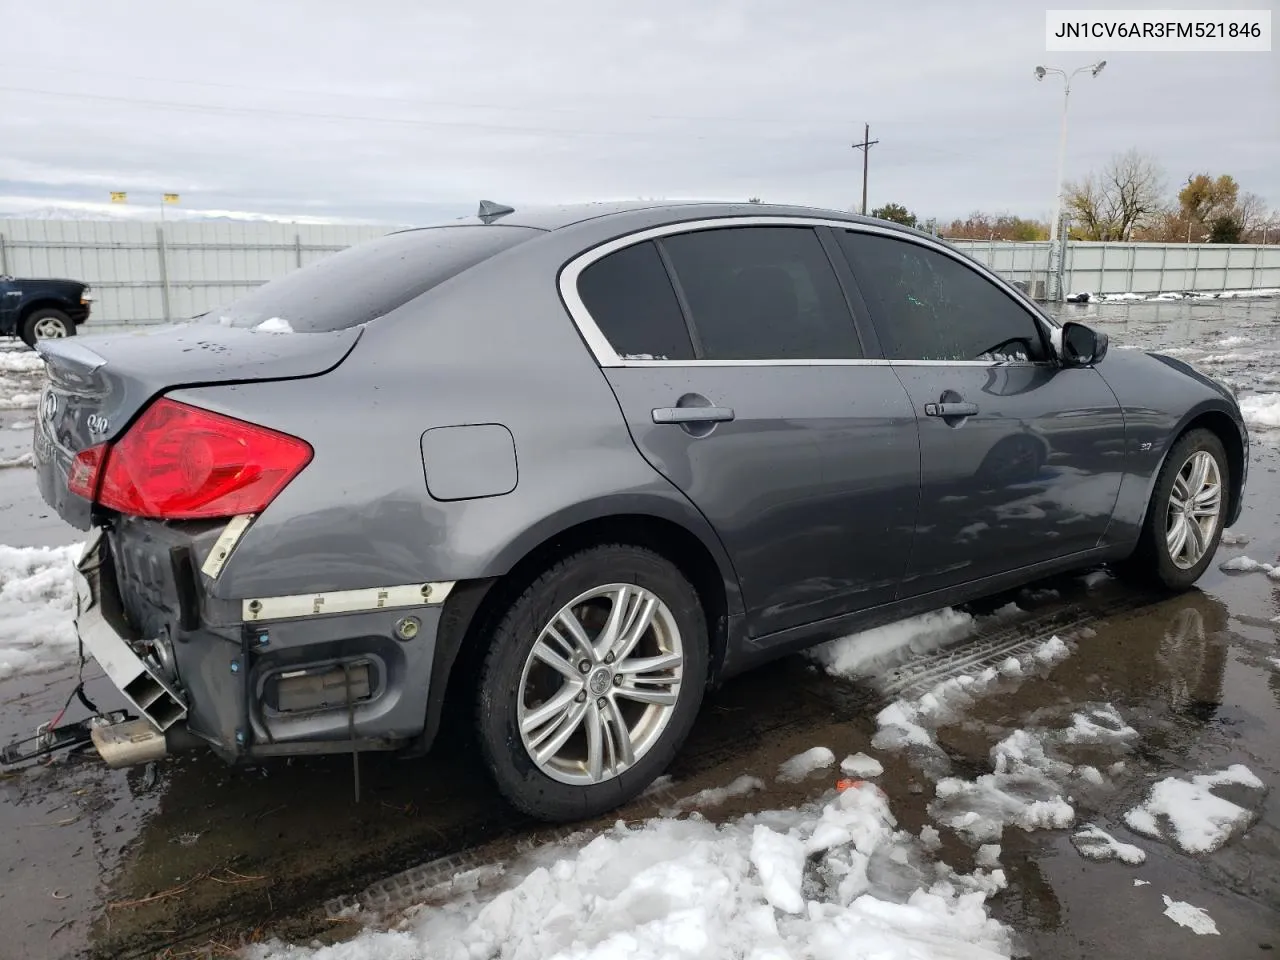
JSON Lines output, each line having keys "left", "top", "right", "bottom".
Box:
{"left": 33, "top": 318, "right": 67, "bottom": 339}
{"left": 517, "top": 584, "right": 683, "bottom": 785}
{"left": 1165, "top": 451, "right": 1222, "bottom": 570}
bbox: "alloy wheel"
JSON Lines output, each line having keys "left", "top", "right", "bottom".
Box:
{"left": 1165, "top": 450, "right": 1222, "bottom": 570}
{"left": 516, "top": 583, "right": 684, "bottom": 785}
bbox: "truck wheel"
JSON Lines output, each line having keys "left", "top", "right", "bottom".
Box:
{"left": 21, "top": 308, "right": 76, "bottom": 347}
{"left": 475, "top": 544, "right": 708, "bottom": 822}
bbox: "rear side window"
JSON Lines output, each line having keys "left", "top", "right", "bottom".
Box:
{"left": 577, "top": 240, "right": 695, "bottom": 361}
{"left": 837, "top": 230, "right": 1046, "bottom": 362}
{"left": 658, "top": 226, "right": 862, "bottom": 361}
{"left": 200, "top": 225, "right": 537, "bottom": 332}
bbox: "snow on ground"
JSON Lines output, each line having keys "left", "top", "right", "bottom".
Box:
{"left": 0, "top": 451, "right": 33, "bottom": 469}
{"left": 0, "top": 543, "right": 83, "bottom": 680}
{"left": 1161, "top": 896, "right": 1219, "bottom": 936}
{"left": 840, "top": 752, "right": 884, "bottom": 778}
{"left": 777, "top": 746, "right": 836, "bottom": 782}
{"left": 809, "top": 607, "right": 979, "bottom": 678}
{"left": 661, "top": 775, "right": 765, "bottom": 816}
{"left": 1123, "top": 765, "right": 1265, "bottom": 855}
{"left": 1219, "top": 555, "right": 1280, "bottom": 580}
{"left": 0, "top": 392, "right": 39, "bottom": 410}
{"left": 870, "top": 635, "right": 1072, "bottom": 761}
{"left": 1070, "top": 824, "right": 1146, "bottom": 865}
{"left": 1070, "top": 288, "right": 1280, "bottom": 304}
{"left": 252, "top": 783, "right": 1015, "bottom": 960}
{"left": 1239, "top": 392, "right": 1280, "bottom": 430}
{"left": 0, "top": 350, "right": 45, "bottom": 374}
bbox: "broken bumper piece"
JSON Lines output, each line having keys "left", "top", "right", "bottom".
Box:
{"left": 66, "top": 522, "right": 455, "bottom": 768}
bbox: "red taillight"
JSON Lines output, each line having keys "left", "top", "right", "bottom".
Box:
{"left": 68, "top": 444, "right": 106, "bottom": 500}
{"left": 84, "top": 398, "right": 312, "bottom": 520}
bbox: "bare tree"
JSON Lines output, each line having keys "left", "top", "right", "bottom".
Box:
{"left": 1065, "top": 150, "right": 1166, "bottom": 240}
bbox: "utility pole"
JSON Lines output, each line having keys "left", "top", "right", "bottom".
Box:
{"left": 851, "top": 123, "right": 879, "bottom": 215}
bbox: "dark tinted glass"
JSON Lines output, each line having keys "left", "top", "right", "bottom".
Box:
{"left": 660, "top": 227, "right": 862, "bottom": 361}
{"left": 837, "top": 231, "right": 1045, "bottom": 362}
{"left": 198, "top": 226, "right": 536, "bottom": 332}
{"left": 578, "top": 240, "right": 694, "bottom": 361}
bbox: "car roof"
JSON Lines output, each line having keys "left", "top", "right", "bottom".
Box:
{"left": 394, "top": 200, "right": 941, "bottom": 242}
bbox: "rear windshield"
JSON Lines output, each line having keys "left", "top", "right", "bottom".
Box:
{"left": 196, "top": 225, "right": 538, "bottom": 332}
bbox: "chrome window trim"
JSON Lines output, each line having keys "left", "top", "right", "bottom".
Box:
{"left": 557, "top": 215, "right": 1057, "bottom": 369}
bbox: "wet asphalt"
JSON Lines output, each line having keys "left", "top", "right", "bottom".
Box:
{"left": 0, "top": 299, "right": 1277, "bottom": 960}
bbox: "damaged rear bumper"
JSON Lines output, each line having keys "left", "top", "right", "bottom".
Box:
{"left": 72, "top": 520, "right": 455, "bottom": 768}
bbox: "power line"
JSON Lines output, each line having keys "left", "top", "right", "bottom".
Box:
{"left": 851, "top": 123, "right": 880, "bottom": 215}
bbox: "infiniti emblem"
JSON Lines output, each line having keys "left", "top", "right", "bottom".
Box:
{"left": 41, "top": 390, "right": 57, "bottom": 421}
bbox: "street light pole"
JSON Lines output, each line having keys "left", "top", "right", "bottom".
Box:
{"left": 1034, "top": 60, "right": 1106, "bottom": 300}
{"left": 1035, "top": 60, "right": 1106, "bottom": 245}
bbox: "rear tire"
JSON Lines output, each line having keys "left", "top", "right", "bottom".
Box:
{"left": 1117, "top": 428, "right": 1228, "bottom": 590}
{"left": 475, "top": 544, "right": 708, "bottom": 822}
{"left": 21, "top": 308, "right": 76, "bottom": 348}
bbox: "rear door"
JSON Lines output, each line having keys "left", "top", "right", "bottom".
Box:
{"left": 564, "top": 221, "right": 920, "bottom": 640}
{"left": 834, "top": 227, "right": 1126, "bottom": 597}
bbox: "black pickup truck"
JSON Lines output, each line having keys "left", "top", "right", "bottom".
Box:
{"left": 0, "top": 276, "right": 93, "bottom": 346}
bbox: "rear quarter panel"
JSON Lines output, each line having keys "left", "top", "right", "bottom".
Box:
{"left": 171, "top": 223, "right": 745, "bottom": 616}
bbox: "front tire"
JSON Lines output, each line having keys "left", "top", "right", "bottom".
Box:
{"left": 21, "top": 308, "right": 76, "bottom": 347}
{"left": 1120, "top": 428, "right": 1229, "bottom": 590}
{"left": 475, "top": 544, "right": 708, "bottom": 822}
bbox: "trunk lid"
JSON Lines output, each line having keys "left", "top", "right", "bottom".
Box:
{"left": 33, "top": 323, "right": 361, "bottom": 529}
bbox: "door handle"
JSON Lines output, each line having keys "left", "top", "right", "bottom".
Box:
{"left": 924, "top": 401, "right": 978, "bottom": 418}
{"left": 652, "top": 406, "right": 736, "bottom": 424}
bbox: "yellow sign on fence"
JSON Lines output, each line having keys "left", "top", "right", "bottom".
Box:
{"left": 109, "top": 192, "right": 127, "bottom": 203}
{"left": 163, "top": 193, "right": 180, "bottom": 204}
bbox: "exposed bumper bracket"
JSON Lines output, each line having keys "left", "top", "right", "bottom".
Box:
{"left": 0, "top": 710, "right": 131, "bottom": 766}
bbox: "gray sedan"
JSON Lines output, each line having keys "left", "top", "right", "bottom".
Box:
{"left": 30, "top": 201, "right": 1248, "bottom": 822}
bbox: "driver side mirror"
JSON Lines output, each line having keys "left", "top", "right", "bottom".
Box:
{"left": 1059, "top": 321, "right": 1108, "bottom": 367}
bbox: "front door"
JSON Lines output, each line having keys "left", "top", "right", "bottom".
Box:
{"left": 834, "top": 227, "right": 1126, "bottom": 597}
{"left": 570, "top": 223, "right": 920, "bottom": 638}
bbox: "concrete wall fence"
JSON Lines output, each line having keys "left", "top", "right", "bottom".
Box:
{"left": 2, "top": 218, "right": 1278, "bottom": 327}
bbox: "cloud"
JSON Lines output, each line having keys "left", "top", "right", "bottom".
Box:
{"left": 1, "top": 0, "right": 1275, "bottom": 224}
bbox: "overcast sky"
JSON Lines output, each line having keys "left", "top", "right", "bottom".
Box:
{"left": 1, "top": 0, "right": 1276, "bottom": 225}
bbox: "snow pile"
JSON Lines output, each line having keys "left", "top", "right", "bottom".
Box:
{"left": 777, "top": 747, "right": 836, "bottom": 782}
{"left": 0, "top": 544, "right": 83, "bottom": 680}
{"left": 253, "top": 316, "right": 294, "bottom": 334}
{"left": 0, "top": 350, "right": 45, "bottom": 374}
{"left": 841, "top": 753, "right": 885, "bottom": 778}
{"left": 252, "top": 784, "right": 1014, "bottom": 960}
{"left": 810, "top": 607, "right": 979, "bottom": 679}
{"left": 1239, "top": 393, "right": 1280, "bottom": 430}
{"left": 1070, "top": 824, "right": 1146, "bottom": 865}
{"left": 1123, "top": 765, "right": 1264, "bottom": 854}
{"left": 1219, "top": 555, "right": 1280, "bottom": 580}
{"left": 1161, "top": 896, "right": 1219, "bottom": 936}
{"left": 0, "top": 391, "right": 39, "bottom": 410}
{"left": 0, "top": 452, "right": 33, "bottom": 469}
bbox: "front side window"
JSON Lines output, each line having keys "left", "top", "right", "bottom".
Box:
{"left": 659, "top": 226, "right": 863, "bottom": 361}
{"left": 577, "top": 240, "right": 694, "bottom": 361}
{"left": 837, "top": 231, "right": 1047, "bottom": 363}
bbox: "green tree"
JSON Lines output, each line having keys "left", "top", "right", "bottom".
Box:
{"left": 1209, "top": 215, "right": 1242, "bottom": 243}
{"left": 870, "top": 203, "right": 918, "bottom": 228}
